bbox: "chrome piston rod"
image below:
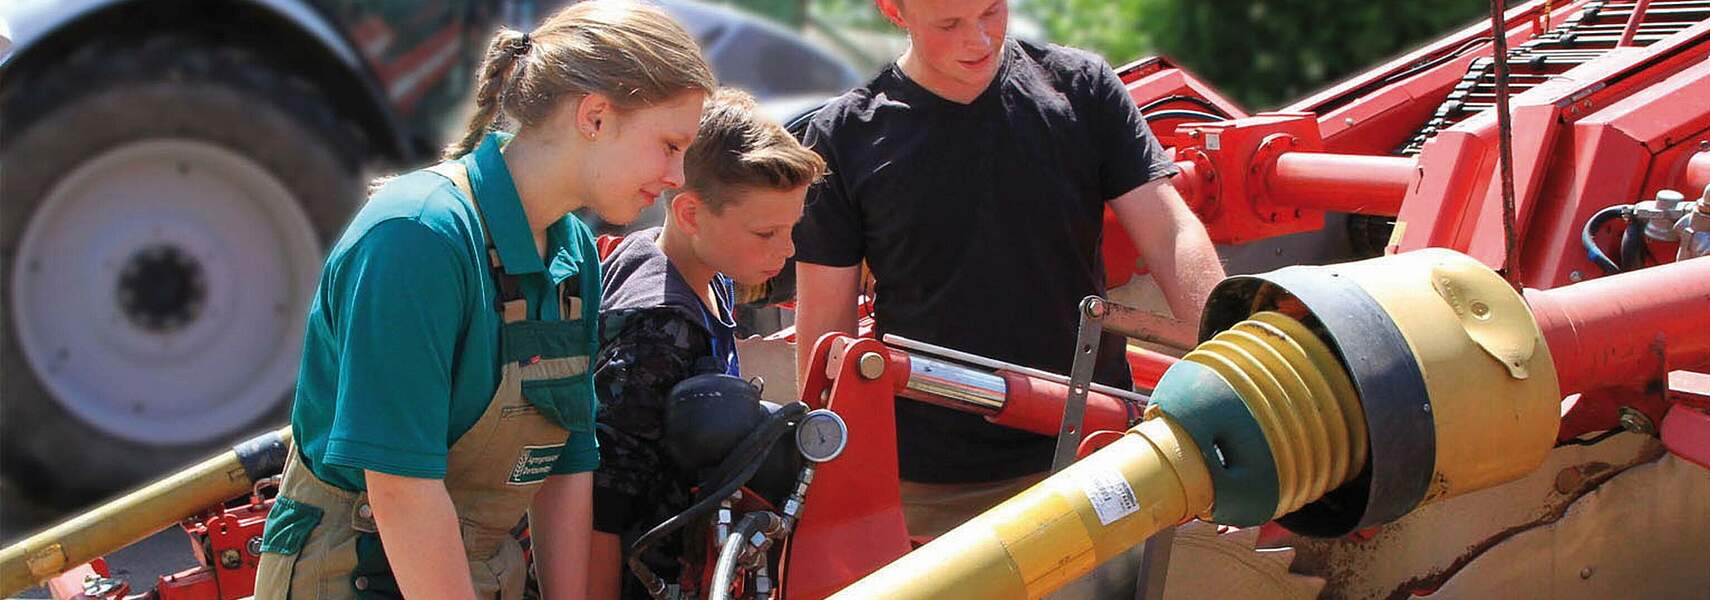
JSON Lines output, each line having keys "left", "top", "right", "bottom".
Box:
{"left": 884, "top": 335, "right": 1152, "bottom": 407}
{"left": 899, "top": 353, "right": 1009, "bottom": 415}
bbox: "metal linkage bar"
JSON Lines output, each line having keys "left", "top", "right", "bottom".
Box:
{"left": 1048, "top": 297, "right": 1190, "bottom": 473}
{"left": 1051, "top": 297, "right": 1112, "bottom": 474}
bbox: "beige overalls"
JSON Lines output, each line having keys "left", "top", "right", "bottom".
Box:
{"left": 255, "top": 163, "right": 593, "bottom": 599}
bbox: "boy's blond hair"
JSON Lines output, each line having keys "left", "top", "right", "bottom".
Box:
{"left": 683, "top": 88, "right": 826, "bottom": 211}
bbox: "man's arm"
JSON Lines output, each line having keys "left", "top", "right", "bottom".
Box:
{"left": 366, "top": 471, "right": 478, "bottom": 600}
{"left": 793, "top": 262, "right": 862, "bottom": 390}
{"left": 531, "top": 472, "right": 594, "bottom": 600}
{"left": 1110, "top": 177, "right": 1225, "bottom": 325}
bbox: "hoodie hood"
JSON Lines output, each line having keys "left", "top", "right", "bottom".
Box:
{"left": 600, "top": 227, "right": 737, "bottom": 342}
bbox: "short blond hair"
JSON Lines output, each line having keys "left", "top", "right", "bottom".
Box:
{"left": 683, "top": 89, "right": 826, "bottom": 212}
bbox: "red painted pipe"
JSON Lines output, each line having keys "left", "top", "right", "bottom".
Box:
{"left": 1266, "top": 152, "right": 1416, "bottom": 216}
{"left": 1525, "top": 256, "right": 1710, "bottom": 397}
{"left": 1170, "top": 159, "right": 1208, "bottom": 213}
{"left": 1683, "top": 151, "right": 1710, "bottom": 197}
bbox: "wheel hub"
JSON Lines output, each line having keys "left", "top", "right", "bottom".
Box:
{"left": 117, "top": 244, "right": 208, "bottom": 334}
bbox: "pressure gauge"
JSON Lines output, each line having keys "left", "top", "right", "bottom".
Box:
{"left": 795, "top": 409, "right": 849, "bottom": 463}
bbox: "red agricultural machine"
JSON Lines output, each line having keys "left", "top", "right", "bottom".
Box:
{"left": 4, "top": 0, "right": 1709, "bottom": 598}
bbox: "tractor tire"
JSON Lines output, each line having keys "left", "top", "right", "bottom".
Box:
{"left": 1, "top": 35, "right": 363, "bottom": 505}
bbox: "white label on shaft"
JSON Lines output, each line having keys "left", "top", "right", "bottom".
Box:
{"left": 1077, "top": 466, "right": 1140, "bottom": 526}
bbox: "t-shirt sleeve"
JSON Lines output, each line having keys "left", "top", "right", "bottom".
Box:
{"left": 322, "top": 219, "right": 469, "bottom": 480}
{"left": 1088, "top": 59, "right": 1181, "bottom": 201}
{"left": 791, "top": 120, "right": 865, "bottom": 268}
{"left": 550, "top": 431, "right": 601, "bottom": 475}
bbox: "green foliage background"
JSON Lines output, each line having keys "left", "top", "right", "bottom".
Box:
{"left": 1024, "top": 1, "right": 1500, "bottom": 109}
{"left": 788, "top": 0, "right": 1508, "bottom": 110}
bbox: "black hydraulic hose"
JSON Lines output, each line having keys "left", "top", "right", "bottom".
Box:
{"left": 1143, "top": 109, "right": 1228, "bottom": 124}
{"left": 708, "top": 513, "right": 769, "bottom": 600}
{"left": 628, "top": 439, "right": 775, "bottom": 597}
{"left": 1313, "top": 36, "right": 1491, "bottom": 113}
{"left": 626, "top": 403, "right": 806, "bottom": 597}
{"left": 1380, "top": 37, "right": 1493, "bottom": 87}
{"left": 1139, "top": 95, "right": 1232, "bottom": 119}
{"left": 1620, "top": 215, "right": 1651, "bottom": 272}
{"left": 632, "top": 403, "right": 797, "bottom": 551}
{"left": 1582, "top": 204, "right": 1631, "bottom": 275}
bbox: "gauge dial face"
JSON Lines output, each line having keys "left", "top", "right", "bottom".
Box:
{"left": 796, "top": 409, "right": 849, "bottom": 463}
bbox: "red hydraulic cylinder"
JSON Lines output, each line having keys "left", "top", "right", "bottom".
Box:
{"left": 1126, "top": 346, "right": 1178, "bottom": 391}
{"left": 988, "top": 372, "right": 1133, "bottom": 437}
{"left": 1525, "top": 256, "right": 1710, "bottom": 396}
{"left": 1265, "top": 152, "right": 1416, "bottom": 216}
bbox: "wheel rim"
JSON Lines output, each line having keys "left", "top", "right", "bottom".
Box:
{"left": 10, "top": 139, "right": 322, "bottom": 445}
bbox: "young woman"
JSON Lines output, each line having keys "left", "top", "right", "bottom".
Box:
{"left": 585, "top": 89, "right": 825, "bottom": 599}
{"left": 253, "top": 3, "right": 715, "bottom": 599}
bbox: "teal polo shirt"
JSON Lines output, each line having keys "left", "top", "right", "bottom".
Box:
{"left": 290, "top": 132, "right": 602, "bottom": 491}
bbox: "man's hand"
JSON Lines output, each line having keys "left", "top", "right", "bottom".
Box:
{"left": 794, "top": 262, "right": 862, "bottom": 390}
{"left": 532, "top": 472, "right": 594, "bottom": 600}
{"left": 365, "top": 470, "right": 478, "bottom": 600}
{"left": 1110, "top": 178, "right": 1225, "bottom": 325}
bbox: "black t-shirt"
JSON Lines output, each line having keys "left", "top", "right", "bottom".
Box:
{"left": 792, "top": 39, "right": 1179, "bottom": 483}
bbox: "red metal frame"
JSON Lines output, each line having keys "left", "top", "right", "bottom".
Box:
{"left": 1107, "top": 0, "right": 1710, "bottom": 457}
{"left": 153, "top": 498, "right": 273, "bottom": 600}
{"left": 779, "top": 335, "right": 912, "bottom": 600}
{"left": 778, "top": 333, "right": 1156, "bottom": 598}
{"left": 1408, "top": 22, "right": 1710, "bottom": 285}
{"left": 47, "top": 498, "right": 272, "bottom": 600}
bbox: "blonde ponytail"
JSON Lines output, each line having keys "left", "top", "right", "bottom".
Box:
{"left": 442, "top": 0, "right": 717, "bottom": 160}
{"left": 444, "top": 29, "right": 532, "bottom": 159}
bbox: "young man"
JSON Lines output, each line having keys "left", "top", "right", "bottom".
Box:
{"left": 791, "top": 0, "right": 1225, "bottom": 537}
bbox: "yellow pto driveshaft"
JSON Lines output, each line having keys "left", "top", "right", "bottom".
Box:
{"left": 834, "top": 250, "right": 1563, "bottom": 599}
{"left": 0, "top": 427, "right": 291, "bottom": 595}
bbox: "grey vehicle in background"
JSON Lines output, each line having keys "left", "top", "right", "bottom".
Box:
{"left": 0, "top": 0, "right": 857, "bottom": 504}
{"left": 661, "top": 0, "right": 862, "bottom": 102}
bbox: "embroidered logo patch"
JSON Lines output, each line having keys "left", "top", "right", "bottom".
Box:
{"left": 507, "top": 444, "right": 564, "bottom": 485}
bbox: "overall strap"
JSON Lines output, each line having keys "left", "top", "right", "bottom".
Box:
{"left": 426, "top": 162, "right": 529, "bottom": 322}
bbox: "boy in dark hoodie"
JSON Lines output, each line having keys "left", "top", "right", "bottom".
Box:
{"left": 587, "top": 89, "right": 826, "bottom": 599}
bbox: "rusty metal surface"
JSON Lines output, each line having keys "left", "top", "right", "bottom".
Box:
{"left": 1419, "top": 449, "right": 1710, "bottom": 599}
{"left": 1045, "top": 521, "right": 1323, "bottom": 600}
{"left": 1290, "top": 433, "right": 1709, "bottom": 599}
